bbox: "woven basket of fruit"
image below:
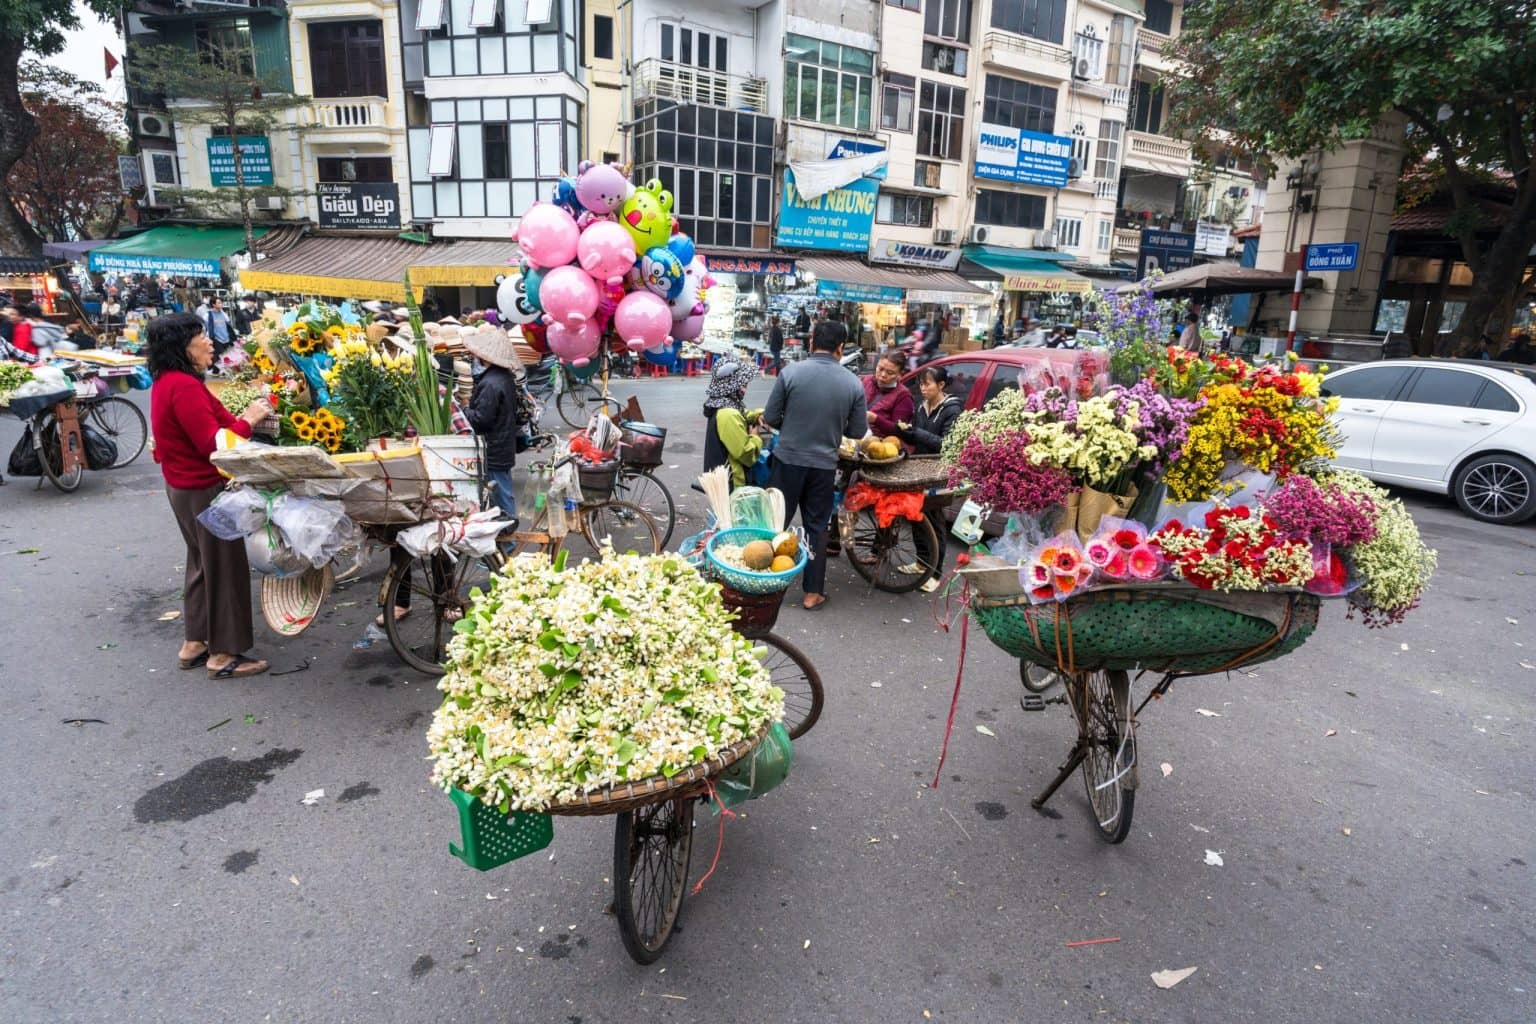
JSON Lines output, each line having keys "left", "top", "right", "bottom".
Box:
{"left": 705, "top": 527, "right": 806, "bottom": 595}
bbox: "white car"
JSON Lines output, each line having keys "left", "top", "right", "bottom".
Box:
{"left": 1322, "top": 359, "right": 1536, "bottom": 524}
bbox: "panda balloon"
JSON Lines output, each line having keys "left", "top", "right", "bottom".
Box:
{"left": 495, "top": 272, "right": 542, "bottom": 326}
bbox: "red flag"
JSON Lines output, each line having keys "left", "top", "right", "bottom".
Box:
{"left": 105, "top": 49, "right": 119, "bottom": 79}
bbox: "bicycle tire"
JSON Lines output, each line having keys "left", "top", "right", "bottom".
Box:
{"left": 83, "top": 395, "right": 148, "bottom": 467}
{"left": 755, "top": 633, "right": 824, "bottom": 740}
{"left": 380, "top": 551, "right": 501, "bottom": 675}
{"left": 581, "top": 499, "right": 661, "bottom": 556}
{"left": 1069, "top": 669, "right": 1136, "bottom": 844}
{"left": 615, "top": 468, "right": 677, "bottom": 548}
{"left": 846, "top": 510, "right": 944, "bottom": 594}
{"left": 1020, "top": 661, "right": 1064, "bottom": 694}
{"left": 557, "top": 383, "right": 620, "bottom": 429}
{"left": 36, "top": 414, "right": 83, "bottom": 493}
{"left": 613, "top": 795, "right": 693, "bottom": 964}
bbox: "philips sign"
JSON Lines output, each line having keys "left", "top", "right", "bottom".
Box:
{"left": 974, "top": 124, "right": 1073, "bottom": 188}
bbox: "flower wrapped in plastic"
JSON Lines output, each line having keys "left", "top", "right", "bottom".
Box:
{"left": 428, "top": 551, "right": 784, "bottom": 813}
{"left": 1022, "top": 531, "right": 1094, "bottom": 603}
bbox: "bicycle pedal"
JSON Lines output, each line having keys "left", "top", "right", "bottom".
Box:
{"left": 1020, "top": 693, "right": 1048, "bottom": 713}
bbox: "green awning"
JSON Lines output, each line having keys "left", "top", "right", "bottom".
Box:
{"left": 962, "top": 244, "right": 1077, "bottom": 274}
{"left": 89, "top": 225, "right": 266, "bottom": 278}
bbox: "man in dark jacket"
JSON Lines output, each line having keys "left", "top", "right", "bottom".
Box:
{"left": 767, "top": 314, "right": 784, "bottom": 373}
{"left": 462, "top": 329, "right": 524, "bottom": 525}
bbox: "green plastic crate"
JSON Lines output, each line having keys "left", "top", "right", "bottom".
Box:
{"left": 448, "top": 787, "right": 554, "bottom": 870}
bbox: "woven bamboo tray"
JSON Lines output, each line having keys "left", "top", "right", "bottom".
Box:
{"left": 542, "top": 724, "right": 770, "bottom": 817}
{"left": 857, "top": 454, "right": 953, "bottom": 491}
{"left": 970, "top": 586, "right": 1320, "bottom": 676}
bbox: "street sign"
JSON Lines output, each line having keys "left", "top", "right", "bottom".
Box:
{"left": 117, "top": 155, "right": 144, "bottom": 191}
{"left": 1136, "top": 229, "right": 1197, "bottom": 280}
{"left": 1305, "top": 242, "right": 1360, "bottom": 271}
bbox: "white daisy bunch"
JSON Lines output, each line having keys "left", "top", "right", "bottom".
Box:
{"left": 428, "top": 550, "right": 784, "bottom": 812}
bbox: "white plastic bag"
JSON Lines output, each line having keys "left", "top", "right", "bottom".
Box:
{"left": 398, "top": 509, "right": 511, "bottom": 560}
{"left": 197, "top": 487, "right": 278, "bottom": 541}
{"left": 269, "top": 496, "right": 360, "bottom": 568}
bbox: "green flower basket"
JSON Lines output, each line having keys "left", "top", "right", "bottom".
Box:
{"left": 448, "top": 787, "right": 554, "bottom": 871}
{"left": 970, "top": 587, "right": 1320, "bottom": 676}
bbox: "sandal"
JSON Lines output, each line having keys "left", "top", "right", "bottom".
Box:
{"left": 802, "top": 594, "right": 828, "bottom": 611}
{"left": 373, "top": 606, "right": 411, "bottom": 628}
{"left": 207, "top": 655, "right": 270, "bottom": 679}
{"left": 178, "top": 647, "right": 209, "bottom": 670}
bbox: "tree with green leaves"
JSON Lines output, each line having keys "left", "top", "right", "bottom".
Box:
{"left": 0, "top": 0, "right": 118, "bottom": 255}
{"left": 128, "top": 41, "right": 311, "bottom": 258}
{"left": 1167, "top": 0, "right": 1536, "bottom": 351}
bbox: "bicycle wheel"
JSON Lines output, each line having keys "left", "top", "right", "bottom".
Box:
{"left": 615, "top": 468, "right": 677, "bottom": 548}
{"left": 557, "top": 383, "right": 620, "bottom": 430}
{"left": 1020, "top": 661, "right": 1064, "bottom": 694}
{"left": 845, "top": 509, "right": 944, "bottom": 594}
{"left": 84, "top": 396, "right": 147, "bottom": 467}
{"left": 380, "top": 551, "right": 501, "bottom": 676}
{"left": 613, "top": 795, "right": 694, "bottom": 964}
{"left": 36, "top": 414, "right": 83, "bottom": 493}
{"left": 754, "top": 633, "right": 824, "bottom": 740}
{"left": 1068, "top": 670, "right": 1136, "bottom": 844}
{"left": 581, "top": 500, "right": 661, "bottom": 555}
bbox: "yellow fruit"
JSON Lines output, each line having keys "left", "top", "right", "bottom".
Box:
{"left": 772, "top": 531, "right": 799, "bottom": 559}
{"left": 742, "top": 539, "right": 776, "bottom": 570}
{"left": 883, "top": 435, "right": 901, "bottom": 447}
{"left": 858, "top": 436, "right": 880, "bottom": 452}
{"left": 770, "top": 555, "right": 795, "bottom": 573}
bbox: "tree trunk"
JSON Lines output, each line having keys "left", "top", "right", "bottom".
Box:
{"left": 0, "top": 35, "right": 44, "bottom": 256}
{"left": 226, "top": 96, "right": 254, "bottom": 259}
{"left": 1446, "top": 184, "right": 1536, "bottom": 354}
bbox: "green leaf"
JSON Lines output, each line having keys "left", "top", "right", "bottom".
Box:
{"left": 452, "top": 617, "right": 477, "bottom": 634}
{"left": 700, "top": 666, "right": 718, "bottom": 684}
{"left": 615, "top": 737, "right": 638, "bottom": 765}
{"left": 537, "top": 631, "right": 561, "bottom": 651}
{"left": 478, "top": 683, "right": 501, "bottom": 698}
{"left": 536, "top": 663, "right": 560, "bottom": 678}
{"left": 561, "top": 643, "right": 580, "bottom": 659}
{"left": 690, "top": 745, "right": 708, "bottom": 762}
{"left": 660, "top": 762, "right": 680, "bottom": 778}
{"left": 638, "top": 699, "right": 657, "bottom": 720}
{"left": 553, "top": 548, "right": 569, "bottom": 572}
{"left": 661, "top": 687, "right": 687, "bottom": 704}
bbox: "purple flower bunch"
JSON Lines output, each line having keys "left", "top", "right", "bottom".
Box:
{"left": 1263, "top": 474, "right": 1380, "bottom": 547}
{"left": 951, "top": 429, "right": 1076, "bottom": 514}
{"left": 1024, "top": 386, "right": 1078, "bottom": 421}
{"left": 1110, "top": 379, "right": 1204, "bottom": 474}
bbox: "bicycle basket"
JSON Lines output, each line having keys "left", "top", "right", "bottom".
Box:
{"left": 577, "top": 459, "right": 619, "bottom": 500}
{"left": 718, "top": 584, "right": 784, "bottom": 638}
{"left": 705, "top": 527, "right": 807, "bottom": 595}
{"left": 618, "top": 421, "right": 666, "bottom": 466}
{"left": 447, "top": 787, "right": 554, "bottom": 870}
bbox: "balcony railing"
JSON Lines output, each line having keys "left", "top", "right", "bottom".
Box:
{"left": 1093, "top": 178, "right": 1117, "bottom": 201}
{"left": 633, "top": 58, "right": 767, "bottom": 114}
{"left": 1126, "top": 130, "right": 1193, "bottom": 174}
{"left": 1107, "top": 86, "right": 1130, "bottom": 109}
{"left": 1112, "top": 227, "right": 1142, "bottom": 254}
{"left": 1136, "top": 28, "right": 1170, "bottom": 59}
{"left": 980, "top": 31, "right": 1072, "bottom": 74}
{"left": 311, "top": 98, "right": 388, "bottom": 130}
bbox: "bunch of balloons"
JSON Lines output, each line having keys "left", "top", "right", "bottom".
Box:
{"left": 495, "top": 160, "right": 714, "bottom": 369}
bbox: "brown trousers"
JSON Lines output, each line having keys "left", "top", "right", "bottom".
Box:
{"left": 166, "top": 483, "right": 254, "bottom": 655}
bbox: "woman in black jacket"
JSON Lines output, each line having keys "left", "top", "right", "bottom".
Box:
{"left": 462, "top": 329, "right": 523, "bottom": 523}
{"left": 897, "top": 365, "right": 961, "bottom": 454}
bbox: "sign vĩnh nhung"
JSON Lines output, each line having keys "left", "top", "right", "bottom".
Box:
{"left": 776, "top": 169, "right": 879, "bottom": 253}
{"left": 869, "top": 238, "right": 961, "bottom": 271}
{"left": 1304, "top": 242, "right": 1360, "bottom": 272}
{"left": 316, "top": 182, "right": 402, "bottom": 230}
{"left": 974, "top": 124, "right": 1074, "bottom": 188}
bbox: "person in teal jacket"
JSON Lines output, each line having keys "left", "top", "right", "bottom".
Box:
{"left": 702, "top": 359, "right": 763, "bottom": 489}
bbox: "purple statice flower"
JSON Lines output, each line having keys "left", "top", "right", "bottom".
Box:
{"left": 1263, "top": 475, "right": 1379, "bottom": 548}
{"left": 1024, "top": 387, "right": 1078, "bottom": 421}
{"left": 951, "top": 429, "right": 1076, "bottom": 515}
{"left": 1108, "top": 379, "right": 1204, "bottom": 474}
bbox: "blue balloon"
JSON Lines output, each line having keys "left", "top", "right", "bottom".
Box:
{"left": 667, "top": 233, "right": 695, "bottom": 267}
{"left": 519, "top": 262, "right": 547, "bottom": 311}
{"left": 642, "top": 340, "right": 680, "bottom": 369}
{"left": 551, "top": 177, "right": 581, "bottom": 217}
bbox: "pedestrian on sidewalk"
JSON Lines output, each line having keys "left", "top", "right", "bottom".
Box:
{"left": 147, "top": 312, "right": 272, "bottom": 679}
{"left": 767, "top": 314, "right": 784, "bottom": 373}
{"left": 763, "top": 320, "right": 867, "bottom": 611}
{"left": 702, "top": 358, "right": 763, "bottom": 489}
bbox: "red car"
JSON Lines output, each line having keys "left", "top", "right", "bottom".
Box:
{"left": 896, "top": 348, "right": 1042, "bottom": 411}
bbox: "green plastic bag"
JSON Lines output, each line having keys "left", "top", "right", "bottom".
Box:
{"left": 711, "top": 722, "right": 792, "bottom": 813}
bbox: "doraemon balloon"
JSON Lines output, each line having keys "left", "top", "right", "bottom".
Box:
{"left": 667, "top": 232, "right": 696, "bottom": 267}
{"left": 639, "top": 245, "right": 686, "bottom": 301}
{"left": 619, "top": 178, "right": 674, "bottom": 252}
{"left": 668, "top": 256, "right": 711, "bottom": 319}
{"left": 513, "top": 202, "right": 580, "bottom": 269}
{"left": 576, "top": 220, "right": 637, "bottom": 287}
{"left": 575, "top": 161, "right": 632, "bottom": 215}
{"left": 551, "top": 176, "right": 582, "bottom": 217}
{"left": 495, "top": 272, "right": 542, "bottom": 326}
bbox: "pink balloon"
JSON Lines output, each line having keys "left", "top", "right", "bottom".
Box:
{"left": 576, "top": 220, "right": 637, "bottom": 287}
{"left": 547, "top": 319, "right": 602, "bottom": 367}
{"left": 538, "top": 265, "right": 600, "bottom": 328}
{"left": 670, "top": 311, "right": 706, "bottom": 341}
{"left": 575, "top": 163, "right": 632, "bottom": 215}
{"left": 613, "top": 291, "right": 673, "bottom": 352}
{"left": 513, "top": 203, "right": 580, "bottom": 269}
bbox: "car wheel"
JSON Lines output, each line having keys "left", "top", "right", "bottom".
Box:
{"left": 1453, "top": 453, "right": 1536, "bottom": 525}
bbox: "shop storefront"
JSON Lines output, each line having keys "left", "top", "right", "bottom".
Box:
{"left": 962, "top": 244, "right": 1093, "bottom": 334}
{"left": 702, "top": 255, "right": 799, "bottom": 355}
{"left": 88, "top": 224, "right": 266, "bottom": 283}
{"left": 798, "top": 255, "right": 990, "bottom": 351}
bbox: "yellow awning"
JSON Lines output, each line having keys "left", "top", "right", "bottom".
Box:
{"left": 239, "top": 271, "right": 420, "bottom": 302}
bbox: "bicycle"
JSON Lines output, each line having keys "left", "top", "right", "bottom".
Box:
{"left": 833, "top": 456, "right": 953, "bottom": 594}
{"left": 73, "top": 368, "right": 147, "bottom": 468}
{"left": 526, "top": 353, "right": 620, "bottom": 430}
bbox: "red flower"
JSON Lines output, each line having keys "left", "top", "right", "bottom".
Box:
{"left": 1230, "top": 504, "right": 1251, "bottom": 519}
{"left": 1112, "top": 529, "right": 1141, "bottom": 550}
{"left": 1204, "top": 509, "right": 1225, "bottom": 529}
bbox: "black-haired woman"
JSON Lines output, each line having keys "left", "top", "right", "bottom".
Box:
{"left": 896, "top": 365, "right": 961, "bottom": 455}
{"left": 147, "top": 312, "right": 273, "bottom": 678}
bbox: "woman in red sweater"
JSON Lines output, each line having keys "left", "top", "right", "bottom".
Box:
{"left": 148, "top": 312, "right": 273, "bottom": 678}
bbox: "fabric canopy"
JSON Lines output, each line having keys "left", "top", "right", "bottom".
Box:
{"left": 1117, "top": 263, "right": 1323, "bottom": 297}
{"left": 407, "top": 240, "right": 519, "bottom": 287}
{"left": 88, "top": 225, "right": 264, "bottom": 278}
{"left": 799, "top": 255, "right": 988, "bottom": 304}
{"left": 42, "top": 239, "right": 111, "bottom": 262}
{"left": 961, "top": 244, "right": 1090, "bottom": 293}
{"left": 240, "top": 236, "right": 520, "bottom": 300}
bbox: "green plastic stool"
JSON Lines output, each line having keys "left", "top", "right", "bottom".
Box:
{"left": 448, "top": 787, "right": 554, "bottom": 870}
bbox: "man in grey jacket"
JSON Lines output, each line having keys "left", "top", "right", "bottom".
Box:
{"left": 763, "top": 320, "right": 867, "bottom": 610}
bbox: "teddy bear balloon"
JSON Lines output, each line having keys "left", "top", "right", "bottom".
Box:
{"left": 575, "top": 161, "right": 632, "bottom": 215}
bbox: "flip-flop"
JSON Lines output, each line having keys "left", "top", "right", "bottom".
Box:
{"left": 178, "top": 649, "right": 209, "bottom": 670}
{"left": 373, "top": 607, "right": 411, "bottom": 628}
{"left": 802, "top": 595, "right": 828, "bottom": 611}
{"left": 207, "top": 655, "right": 269, "bottom": 679}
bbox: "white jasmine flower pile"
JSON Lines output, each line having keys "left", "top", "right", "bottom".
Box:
{"left": 429, "top": 550, "right": 784, "bottom": 813}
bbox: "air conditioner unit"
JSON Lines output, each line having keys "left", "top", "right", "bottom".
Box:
{"left": 137, "top": 112, "right": 173, "bottom": 138}
{"left": 1073, "top": 58, "right": 1093, "bottom": 80}
{"left": 932, "top": 228, "right": 958, "bottom": 245}
{"left": 966, "top": 225, "right": 991, "bottom": 245}
{"left": 1037, "top": 229, "right": 1058, "bottom": 248}
{"left": 1067, "top": 157, "right": 1082, "bottom": 180}
{"left": 250, "top": 195, "right": 285, "bottom": 211}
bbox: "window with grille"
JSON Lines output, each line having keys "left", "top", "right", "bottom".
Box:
{"left": 1131, "top": 80, "right": 1165, "bottom": 134}
{"left": 1096, "top": 218, "right": 1112, "bottom": 251}
{"left": 982, "top": 75, "right": 1057, "bottom": 134}
{"left": 1072, "top": 135, "right": 1092, "bottom": 176}
{"left": 915, "top": 160, "right": 942, "bottom": 188}
{"left": 990, "top": 0, "right": 1067, "bottom": 45}
{"left": 917, "top": 81, "right": 966, "bottom": 160}
{"left": 925, "top": 0, "right": 973, "bottom": 41}
{"left": 1094, "top": 120, "right": 1122, "bottom": 180}
{"left": 1144, "top": 0, "right": 1174, "bottom": 35}
{"left": 1105, "top": 15, "right": 1135, "bottom": 88}
{"left": 196, "top": 18, "right": 255, "bottom": 77}
{"left": 922, "top": 41, "right": 968, "bottom": 77}
{"left": 309, "top": 21, "right": 386, "bottom": 99}
{"left": 1073, "top": 32, "right": 1104, "bottom": 78}
{"left": 882, "top": 73, "right": 915, "bottom": 132}
{"left": 1054, "top": 216, "right": 1082, "bottom": 249}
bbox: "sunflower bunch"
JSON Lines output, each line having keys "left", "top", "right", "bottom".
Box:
{"left": 284, "top": 407, "right": 349, "bottom": 452}
{"left": 286, "top": 323, "right": 325, "bottom": 356}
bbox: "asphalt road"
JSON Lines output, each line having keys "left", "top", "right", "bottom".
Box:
{"left": 0, "top": 377, "right": 1532, "bottom": 1024}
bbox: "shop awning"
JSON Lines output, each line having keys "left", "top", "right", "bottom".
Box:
{"left": 42, "top": 239, "right": 111, "bottom": 263}
{"left": 240, "top": 236, "right": 520, "bottom": 299}
{"left": 962, "top": 245, "right": 1092, "bottom": 294}
{"left": 799, "top": 255, "right": 988, "bottom": 304}
{"left": 88, "top": 225, "right": 264, "bottom": 278}
{"left": 408, "top": 240, "right": 519, "bottom": 287}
